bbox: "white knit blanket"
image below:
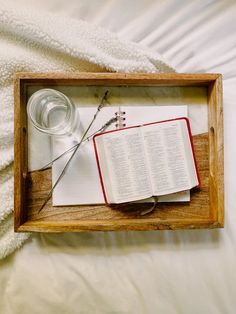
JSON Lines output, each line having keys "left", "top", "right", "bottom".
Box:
{"left": 0, "top": 2, "right": 173, "bottom": 259}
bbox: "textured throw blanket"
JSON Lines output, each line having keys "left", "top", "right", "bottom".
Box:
{"left": 0, "top": 2, "right": 173, "bottom": 259}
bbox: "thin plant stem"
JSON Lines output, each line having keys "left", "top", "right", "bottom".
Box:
{"left": 35, "top": 116, "right": 117, "bottom": 172}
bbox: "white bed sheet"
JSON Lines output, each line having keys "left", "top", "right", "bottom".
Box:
{"left": 1, "top": 0, "right": 236, "bottom": 313}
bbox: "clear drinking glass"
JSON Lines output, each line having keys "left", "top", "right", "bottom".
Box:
{"left": 27, "top": 89, "right": 80, "bottom": 139}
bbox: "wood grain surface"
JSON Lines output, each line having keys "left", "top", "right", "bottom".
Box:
{"left": 14, "top": 72, "right": 224, "bottom": 232}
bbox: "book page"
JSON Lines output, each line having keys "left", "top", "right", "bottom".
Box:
{"left": 181, "top": 121, "right": 199, "bottom": 187}
{"left": 122, "top": 105, "right": 190, "bottom": 203}
{"left": 97, "top": 127, "right": 152, "bottom": 203}
{"left": 142, "top": 119, "right": 192, "bottom": 196}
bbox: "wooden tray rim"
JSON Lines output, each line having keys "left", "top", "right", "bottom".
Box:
{"left": 14, "top": 72, "right": 224, "bottom": 232}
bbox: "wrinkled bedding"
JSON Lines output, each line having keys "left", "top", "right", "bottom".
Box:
{"left": 1, "top": 1, "right": 236, "bottom": 313}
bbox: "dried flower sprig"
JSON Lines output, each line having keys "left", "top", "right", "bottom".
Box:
{"left": 38, "top": 90, "right": 110, "bottom": 213}
{"left": 36, "top": 116, "right": 117, "bottom": 172}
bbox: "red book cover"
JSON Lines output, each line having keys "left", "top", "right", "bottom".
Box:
{"left": 93, "top": 117, "right": 200, "bottom": 204}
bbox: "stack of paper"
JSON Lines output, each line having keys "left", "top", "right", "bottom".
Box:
{"left": 52, "top": 105, "right": 188, "bottom": 205}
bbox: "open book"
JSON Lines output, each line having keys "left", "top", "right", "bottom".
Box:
{"left": 93, "top": 117, "right": 200, "bottom": 204}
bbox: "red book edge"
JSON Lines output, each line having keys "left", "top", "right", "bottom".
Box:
{"left": 93, "top": 117, "right": 200, "bottom": 205}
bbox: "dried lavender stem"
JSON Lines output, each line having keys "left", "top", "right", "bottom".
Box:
{"left": 36, "top": 116, "right": 117, "bottom": 172}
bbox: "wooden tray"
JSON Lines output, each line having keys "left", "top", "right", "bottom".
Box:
{"left": 14, "top": 72, "right": 224, "bottom": 232}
